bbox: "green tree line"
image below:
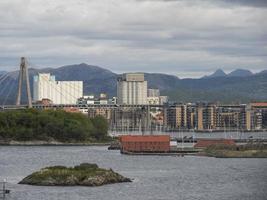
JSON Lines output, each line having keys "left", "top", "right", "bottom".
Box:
{"left": 0, "top": 109, "right": 109, "bottom": 142}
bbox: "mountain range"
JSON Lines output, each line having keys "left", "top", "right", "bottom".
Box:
{"left": 203, "top": 69, "right": 256, "bottom": 78}
{"left": 0, "top": 64, "right": 266, "bottom": 104}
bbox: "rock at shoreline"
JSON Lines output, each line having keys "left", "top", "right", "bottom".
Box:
{"left": 19, "top": 163, "right": 131, "bottom": 186}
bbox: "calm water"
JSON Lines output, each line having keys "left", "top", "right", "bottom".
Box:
{"left": 0, "top": 146, "right": 266, "bottom": 200}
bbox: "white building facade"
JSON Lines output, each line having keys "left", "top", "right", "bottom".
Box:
{"left": 117, "top": 73, "right": 147, "bottom": 105}
{"left": 33, "top": 73, "right": 83, "bottom": 104}
{"left": 148, "top": 89, "right": 160, "bottom": 97}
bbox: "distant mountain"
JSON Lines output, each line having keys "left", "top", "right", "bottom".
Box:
{"left": 0, "top": 71, "right": 6, "bottom": 75}
{"left": 164, "top": 70, "right": 267, "bottom": 103}
{"left": 204, "top": 69, "right": 227, "bottom": 78}
{"left": 258, "top": 70, "right": 267, "bottom": 75}
{"left": 145, "top": 73, "right": 180, "bottom": 91}
{"left": 203, "top": 68, "right": 256, "bottom": 79}
{"left": 228, "top": 69, "right": 253, "bottom": 77}
{"left": 44, "top": 63, "right": 118, "bottom": 96}
{"left": 0, "top": 64, "right": 266, "bottom": 104}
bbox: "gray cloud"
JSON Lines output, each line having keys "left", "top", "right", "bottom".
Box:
{"left": 215, "top": 0, "right": 267, "bottom": 8}
{"left": 137, "top": 0, "right": 267, "bottom": 8}
{"left": 0, "top": 0, "right": 266, "bottom": 78}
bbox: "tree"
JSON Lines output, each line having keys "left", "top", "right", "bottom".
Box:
{"left": 91, "top": 115, "right": 108, "bottom": 140}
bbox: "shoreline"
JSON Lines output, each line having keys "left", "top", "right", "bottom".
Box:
{"left": 0, "top": 140, "right": 111, "bottom": 146}
{"left": 121, "top": 151, "right": 267, "bottom": 158}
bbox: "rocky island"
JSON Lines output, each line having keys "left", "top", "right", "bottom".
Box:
{"left": 19, "top": 163, "right": 131, "bottom": 186}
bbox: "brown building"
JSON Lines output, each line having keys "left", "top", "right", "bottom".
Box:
{"left": 215, "top": 106, "right": 240, "bottom": 131}
{"left": 250, "top": 102, "right": 267, "bottom": 130}
{"left": 196, "top": 103, "right": 216, "bottom": 131}
{"left": 120, "top": 135, "right": 170, "bottom": 153}
{"left": 164, "top": 104, "right": 187, "bottom": 129}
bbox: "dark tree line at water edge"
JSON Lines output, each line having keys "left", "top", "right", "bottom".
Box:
{"left": 0, "top": 109, "right": 109, "bottom": 142}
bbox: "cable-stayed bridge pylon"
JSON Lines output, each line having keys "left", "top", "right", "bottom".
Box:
{"left": 16, "top": 57, "right": 32, "bottom": 108}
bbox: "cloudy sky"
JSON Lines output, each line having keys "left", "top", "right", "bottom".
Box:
{"left": 0, "top": 0, "right": 266, "bottom": 78}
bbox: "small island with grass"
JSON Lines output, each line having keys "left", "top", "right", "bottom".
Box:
{"left": 19, "top": 163, "right": 131, "bottom": 186}
{"left": 203, "top": 143, "right": 267, "bottom": 158}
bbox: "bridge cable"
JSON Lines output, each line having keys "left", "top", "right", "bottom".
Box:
{"left": 39, "top": 75, "right": 77, "bottom": 104}
{"left": 0, "top": 77, "right": 15, "bottom": 104}
{"left": 2, "top": 80, "right": 16, "bottom": 106}
{"left": 28, "top": 60, "right": 84, "bottom": 106}
{"left": 0, "top": 72, "right": 13, "bottom": 87}
{"left": 28, "top": 61, "right": 83, "bottom": 100}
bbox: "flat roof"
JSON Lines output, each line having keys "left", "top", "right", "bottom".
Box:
{"left": 120, "top": 135, "right": 170, "bottom": 142}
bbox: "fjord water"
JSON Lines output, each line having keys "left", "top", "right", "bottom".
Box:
{"left": 0, "top": 146, "right": 266, "bottom": 200}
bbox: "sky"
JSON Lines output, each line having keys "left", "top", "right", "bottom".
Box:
{"left": 0, "top": 0, "right": 266, "bottom": 78}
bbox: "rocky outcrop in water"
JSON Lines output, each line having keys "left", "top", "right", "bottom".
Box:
{"left": 19, "top": 163, "right": 131, "bottom": 186}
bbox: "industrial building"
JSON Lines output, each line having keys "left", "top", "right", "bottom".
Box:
{"left": 77, "top": 93, "right": 111, "bottom": 105}
{"left": 147, "top": 88, "right": 168, "bottom": 105}
{"left": 33, "top": 73, "right": 83, "bottom": 105}
{"left": 117, "top": 73, "right": 147, "bottom": 105}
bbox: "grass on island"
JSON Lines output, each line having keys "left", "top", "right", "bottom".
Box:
{"left": 19, "top": 163, "right": 131, "bottom": 186}
{"left": 204, "top": 143, "right": 267, "bottom": 158}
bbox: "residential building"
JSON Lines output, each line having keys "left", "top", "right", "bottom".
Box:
{"left": 164, "top": 104, "right": 187, "bottom": 129}
{"left": 196, "top": 103, "right": 216, "bottom": 131}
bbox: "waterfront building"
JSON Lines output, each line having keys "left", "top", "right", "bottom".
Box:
{"left": 215, "top": 106, "right": 240, "bottom": 131}
{"left": 247, "top": 103, "right": 267, "bottom": 130}
{"left": 262, "top": 109, "right": 267, "bottom": 129}
{"left": 120, "top": 135, "right": 170, "bottom": 153}
{"left": 117, "top": 73, "right": 147, "bottom": 105}
{"left": 164, "top": 104, "right": 187, "bottom": 129}
{"left": 33, "top": 73, "right": 83, "bottom": 105}
{"left": 84, "top": 101, "right": 267, "bottom": 132}
{"left": 196, "top": 103, "right": 216, "bottom": 131}
{"left": 186, "top": 104, "right": 196, "bottom": 129}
